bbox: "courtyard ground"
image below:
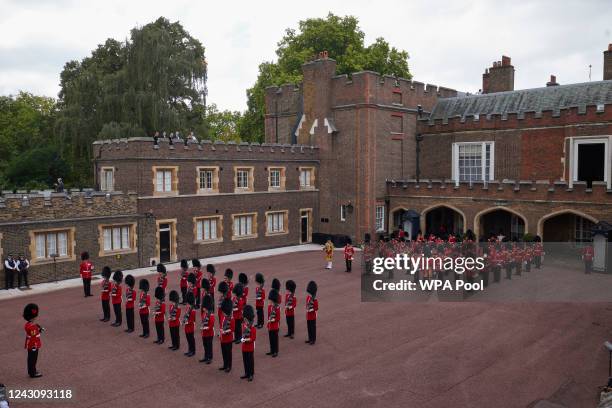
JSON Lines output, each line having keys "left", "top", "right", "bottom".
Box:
{"left": 1, "top": 249, "right": 611, "bottom": 408}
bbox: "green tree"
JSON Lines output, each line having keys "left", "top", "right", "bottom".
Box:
{"left": 3, "top": 146, "right": 68, "bottom": 190}
{"left": 242, "top": 13, "right": 411, "bottom": 142}
{"left": 204, "top": 103, "right": 243, "bottom": 142}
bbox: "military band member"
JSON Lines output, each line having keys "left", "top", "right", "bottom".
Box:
{"left": 324, "top": 239, "right": 334, "bottom": 269}
{"left": 179, "top": 259, "right": 189, "bottom": 304}
{"left": 284, "top": 280, "right": 297, "bottom": 339}
{"left": 224, "top": 268, "right": 234, "bottom": 293}
{"left": 138, "top": 279, "right": 151, "bottom": 338}
{"left": 305, "top": 281, "right": 318, "bottom": 345}
{"left": 111, "top": 271, "right": 124, "bottom": 327}
{"left": 271, "top": 278, "right": 281, "bottom": 293}
{"left": 183, "top": 292, "right": 197, "bottom": 357}
{"left": 207, "top": 264, "right": 217, "bottom": 300}
{"left": 239, "top": 273, "right": 249, "bottom": 301}
{"left": 123, "top": 274, "right": 136, "bottom": 333}
{"left": 156, "top": 263, "right": 168, "bottom": 290}
{"left": 266, "top": 288, "right": 281, "bottom": 357}
{"left": 100, "top": 267, "right": 112, "bottom": 322}
{"left": 168, "top": 290, "right": 182, "bottom": 351}
{"left": 218, "top": 281, "right": 230, "bottom": 324}
{"left": 193, "top": 259, "right": 203, "bottom": 308}
{"left": 201, "top": 277, "right": 211, "bottom": 299}
{"left": 79, "top": 252, "right": 94, "bottom": 297}
{"left": 232, "top": 283, "right": 245, "bottom": 344}
{"left": 344, "top": 240, "right": 355, "bottom": 273}
{"left": 24, "top": 303, "right": 44, "bottom": 378}
{"left": 199, "top": 294, "right": 215, "bottom": 363}
{"left": 582, "top": 245, "right": 594, "bottom": 274}
{"left": 187, "top": 272, "right": 197, "bottom": 303}
{"left": 219, "top": 298, "right": 235, "bottom": 373}
{"left": 241, "top": 305, "right": 256, "bottom": 381}
{"left": 153, "top": 286, "right": 166, "bottom": 344}
{"left": 254, "top": 273, "right": 265, "bottom": 329}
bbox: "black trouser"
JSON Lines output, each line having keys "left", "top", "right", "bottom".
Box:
{"left": 196, "top": 288, "right": 201, "bottom": 308}
{"left": 256, "top": 307, "right": 264, "bottom": 327}
{"left": 345, "top": 259, "right": 352, "bottom": 272}
{"left": 18, "top": 269, "right": 29, "bottom": 287}
{"left": 82, "top": 278, "right": 91, "bottom": 296}
{"left": 493, "top": 266, "right": 501, "bottom": 282}
{"left": 155, "top": 321, "right": 165, "bottom": 342}
{"left": 180, "top": 287, "right": 187, "bottom": 303}
{"left": 585, "top": 260, "right": 592, "bottom": 274}
{"left": 505, "top": 265, "right": 512, "bottom": 280}
{"left": 126, "top": 307, "right": 134, "bottom": 330}
{"left": 307, "top": 319, "right": 316, "bottom": 343}
{"left": 515, "top": 262, "right": 522, "bottom": 276}
{"left": 365, "top": 260, "right": 373, "bottom": 275}
{"left": 140, "top": 313, "right": 149, "bottom": 336}
{"left": 268, "top": 330, "right": 279, "bottom": 354}
{"left": 102, "top": 300, "right": 110, "bottom": 320}
{"left": 221, "top": 342, "right": 232, "bottom": 369}
{"left": 5, "top": 269, "right": 14, "bottom": 289}
{"left": 113, "top": 303, "right": 122, "bottom": 325}
{"left": 525, "top": 261, "right": 531, "bottom": 273}
{"left": 186, "top": 331, "right": 195, "bottom": 353}
{"left": 234, "top": 318, "right": 242, "bottom": 342}
{"left": 242, "top": 351, "right": 254, "bottom": 377}
{"left": 170, "top": 326, "right": 180, "bottom": 348}
{"left": 202, "top": 336, "right": 213, "bottom": 360}
{"left": 286, "top": 315, "right": 295, "bottom": 336}
{"left": 535, "top": 256, "right": 541, "bottom": 269}
{"left": 27, "top": 349, "right": 38, "bottom": 377}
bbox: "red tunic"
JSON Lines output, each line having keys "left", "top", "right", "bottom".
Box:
{"left": 184, "top": 308, "right": 196, "bottom": 334}
{"left": 583, "top": 246, "right": 594, "bottom": 262}
{"left": 139, "top": 292, "right": 150, "bottom": 315}
{"left": 195, "top": 270, "right": 203, "bottom": 289}
{"left": 111, "top": 284, "right": 122, "bottom": 305}
{"left": 154, "top": 301, "right": 166, "bottom": 323}
{"left": 242, "top": 286, "right": 249, "bottom": 303}
{"left": 241, "top": 323, "right": 256, "bottom": 352}
{"left": 200, "top": 310, "right": 215, "bottom": 338}
{"left": 100, "top": 279, "right": 111, "bottom": 301}
{"left": 24, "top": 321, "right": 41, "bottom": 350}
{"left": 284, "top": 293, "right": 297, "bottom": 317}
{"left": 344, "top": 245, "right": 355, "bottom": 260}
{"left": 208, "top": 276, "right": 217, "bottom": 299}
{"left": 306, "top": 295, "right": 318, "bottom": 321}
{"left": 232, "top": 295, "right": 245, "bottom": 320}
{"left": 157, "top": 275, "right": 168, "bottom": 290}
{"left": 255, "top": 286, "right": 265, "bottom": 308}
{"left": 125, "top": 287, "right": 136, "bottom": 309}
{"left": 267, "top": 304, "right": 280, "bottom": 331}
{"left": 219, "top": 315, "right": 235, "bottom": 344}
{"left": 168, "top": 304, "right": 182, "bottom": 328}
{"left": 80, "top": 260, "right": 93, "bottom": 279}
{"left": 179, "top": 269, "right": 188, "bottom": 288}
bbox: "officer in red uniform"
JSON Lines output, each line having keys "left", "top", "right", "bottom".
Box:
{"left": 179, "top": 259, "right": 189, "bottom": 304}
{"left": 100, "top": 267, "right": 112, "bottom": 322}
{"left": 111, "top": 270, "right": 123, "bottom": 327}
{"left": 582, "top": 245, "right": 594, "bottom": 274}
{"left": 23, "top": 303, "right": 44, "bottom": 378}
{"left": 254, "top": 273, "right": 265, "bottom": 328}
{"left": 232, "top": 283, "right": 245, "bottom": 344}
{"left": 79, "top": 251, "right": 94, "bottom": 297}
{"left": 217, "top": 281, "right": 230, "bottom": 324}
{"left": 206, "top": 264, "right": 217, "bottom": 300}
{"left": 266, "top": 288, "right": 281, "bottom": 357}
{"left": 241, "top": 305, "right": 256, "bottom": 381}
{"left": 219, "top": 298, "right": 235, "bottom": 373}
{"left": 138, "top": 279, "right": 151, "bottom": 338}
{"left": 156, "top": 264, "right": 168, "bottom": 290}
{"left": 305, "top": 281, "right": 319, "bottom": 345}
{"left": 124, "top": 274, "right": 136, "bottom": 333}
{"left": 239, "top": 273, "right": 249, "bottom": 301}
{"left": 344, "top": 240, "right": 355, "bottom": 273}
{"left": 153, "top": 286, "right": 166, "bottom": 344}
{"left": 224, "top": 268, "right": 234, "bottom": 293}
{"left": 193, "top": 259, "right": 203, "bottom": 308}
{"left": 284, "top": 280, "right": 297, "bottom": 339}
{"left": 201, "top": 277, "right": 211, "bottom": 299}
{"left": 199, "top": 294, "right": 215, "bottom": 364}
{"left": 168, "top": 290, "right": 182, "bottom": 351}
{"left": 182, "top": 292, "right": 197, "bottom": 357}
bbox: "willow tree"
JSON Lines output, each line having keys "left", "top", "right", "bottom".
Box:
{"left": 56, "top": 17, "right": 207, "bottom": 184}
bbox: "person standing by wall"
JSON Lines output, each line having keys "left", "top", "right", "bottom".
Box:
{"left": 4, "top": 254, "right": 17, "bottom": 290}
{"left": 17, "top": 255, "right": 30, "bottom": 289}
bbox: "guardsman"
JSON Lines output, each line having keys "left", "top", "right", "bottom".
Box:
{"left": 224, "top": 268, "right": 234, "bottom": 293}
{"left": 193, "top": 259, "right": 203, "bottom": 308}
{"left": 305, "top": 281, "right": 318, "bottom": 345}
{"left": 232, "top": 283, "right": 245, "bottom": 344}
{"left": 266, "top": 288, "right": 281, "bottom": 357}
{"left": 271, "top": 278, "right": 281, "bottom": 294}
{"left": 284, "top": 280, "right": 297, "bottom": 339}
{"left": 79, "top": 252, "right": 94, "bottom": 297}
{"left": 187, "top": 273, "right": 198, "bottom": 303}
{"left": 153, "top": 286, "right": 166, "bottom": 344}
{"left": 239, "top": 272, "right": 249, "bottom": 302}
{"left": 201, "top": 277, "right": 211, "bottom": 299}
{"left": 219, "top": 298, "right": 235, "bottom": 373}
{"left": 582, "top": 245, "right": 594, "bottom": 274}
{"left": 199, "top": 294, "right": 215, "bottom": 364}
{"left": 100, "top": 267, "right": 112, "bottom": 322}
{"left": 138, "top": 279, "right": 151, "bottom": 338}
{"left": 124, "top": 274, "right": 136, "bottom": 333}
{"left": 534, "top": 238, "right": 544, "bottom": 269}
{"left": 167, "top": 290, "right": 182, "bottom": 351}
{"left": 217, "top": 281, "right": 230, "bottom": 323}
{"left": 254, "top": 273, "right": 265, "bottom": 328}
{"left": 241, "top": 305, "right": 256, "bottom": 381}
{"left": 207, "top": 264, "right": 217, "bottom": 300}
{"left": 156, "top": 263, "right": 168, "bottom": 290}
{"left": 344, "top": 239, "right": 355, "bottom": 273}
{"left": 23, "top": 303, "right": 44, "bottom": 378}
{"left": 182, "top": 292, "right": 197, "bottom": 357}
{"left": 111, "top": 270, "right": 123, "bottom": 327}
{"left": 179, "top": 259, "right": 189, "bottom": 304}
{"left": 324, "top": 239, "right": 334, "bottom": 269}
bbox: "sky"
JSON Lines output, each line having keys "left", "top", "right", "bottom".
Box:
{"left": 0, "top": 0, "right": 610, "bottom": 111}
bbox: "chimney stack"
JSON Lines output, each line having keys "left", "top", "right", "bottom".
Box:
{"left": 546, "top": 75, "right": 559, "bottom": 87}
{"left": 482, "top": 55, "right": 515, "bottom": 93}
{"left": 604, "top": 44, "right": 612, "bottom": 80}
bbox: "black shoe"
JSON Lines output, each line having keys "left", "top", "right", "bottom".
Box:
{"left": 247, "top": 376, "right": 253, "bottom": 382}
{"left": 139, "top": 334, "right": 145, "bottom": 337}
{"left": 199, "top": 357, "right": 208, "bottom": 363}
{"left": 309, "top": 341, "right": 315, "bottom": 345}
{"left": 169, "top": 345, "right": 176, "bottom": 350}
{"left": 283, "top": 334, "right": 291, "bottom": 338}
{"left": 266, "top": 352, "right": 273, "bottom": 355}
{"left": 272, "top": 353, "right": 278, "bottom": 358}
{"left": 305, "top": 340, "right": 311, "bottom": 343}
{"left": 224, "top": 368, "right": 231, "bottom": 373}
{"left": 125, "top": 329, "right": 133, "bottom": 333}
{"left": 290, "top": 335, "right": 294, "bottom": 339}
{"left": 240, "top": 375, "right": 248, "bottom": 379}
{"left": 30, "top": 372, "right": 43, "bottom": 378}
{"left": 206, "top": 360, "right": 211, "bottom": 364}
{"left": 100, "top": 318, "right": 106, "bottom": 322}
{"left": 219, "top": 366, "right": 226, "bottom": 371}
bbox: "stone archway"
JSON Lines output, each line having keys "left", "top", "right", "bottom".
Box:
{"left": 421, "top": 204, "right": 466, "bottom": 238}
{"left": 538, "top": 210, "right": 598, "bottom": 242}
{"left": 474, "top": 206, "right": 528, "bottom": 241}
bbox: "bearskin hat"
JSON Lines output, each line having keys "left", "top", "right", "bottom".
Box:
{"left": 238, "top": 272, "right": 248, "bottom": 285}
{"left": 221, "top": 298, "right": 233, "bottom": 316}
{"left": 224, "top": 268, "right": 233, "bottom": 280}
{"left": 81, "top": 251, "right": 90, "bottom": 261}
{"left": 285, "top": 279, "right": 296, "bottom": 293}
{"left": 180, "top": 259, "right": 189, "bottom": 269}
{"left": 154, "top": 286, "right": 165, "bottom": 301}
{"left": 206, "top": 264, "right": 216, "bottom": 275}
{"left": 187, "top": 272, "right": 197, "bottom": 285}
{"left": 201, "top": 294, "right": 214, "bottom": 312}
{"left": 218, "top": 281, "right": 229, "bottom": 295}
{"left": 112, "top": 270, "right": 123, "bottom": 283}
{"left": 271, "top": 278, "right": 281, "bottom": 291}
{"left": 157, "top": 263, "right": 167, "bottom": 274}
{"left": 201, "top": 278, "right": 210, "bottom": 292}
{"left": 346, "top": 238, "right": 352, "bottom": 245}
{"left": 255, "top": 272, "right": 264, "bottom": 285}
{"left": 192, "top": 258, "right": 201, "bottom": 268}
{"left": 169, "top": 290, "right": 180, "bottom": 303}
{"left": 139, "top": 279, "right": 150, "bottom": 292}
{"left": 268, "top": 288, "right": 280, "bottom": 303}
{"left": 23, "top": 303, "right": 39, "bottom": 321}
{"left": 101, "top": 266, "right": 112, "bottom": 279}
{"left": 185, "top": 291, "right": 195, "bottom": 306}
{"left": 307, "top": 281, "right": 318, "bottom": 297}
{"left": 243, "top": 305, "right": 255, "bottom": 322}
{"left": 124, "top": 274, "right": 135, "bottom": 288}
{"left": 232, "top": 282, "right": 244, "bottom": 298}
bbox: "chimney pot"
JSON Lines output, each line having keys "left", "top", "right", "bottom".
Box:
{"left": 546, "top": 75, "right": 559, "bottom": 87}
{"left": 608, "top": 43, "right": 612, "bottom": 52}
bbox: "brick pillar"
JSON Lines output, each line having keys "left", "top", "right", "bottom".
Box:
{"left": 604, "top": 44, "right": 612, "bottom": 80}
{"left": 482, "top": 56, "right": 515, "bottom": 94}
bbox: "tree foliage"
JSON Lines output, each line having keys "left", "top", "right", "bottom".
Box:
{"left": 204, "top": 103, "right": 243, "bottom": 142}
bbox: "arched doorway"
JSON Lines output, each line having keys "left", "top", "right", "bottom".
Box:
{"left": 539, "top": 210, "right": 597, "bottom": 245}
{"left": 423, "top": 205, "right": 465, "bottom": 238}
{"left": 475, "top": 207, "right": 527, "bottom": 241}
{"left": 391, "top": 208, "right": 420, "bottom": 240}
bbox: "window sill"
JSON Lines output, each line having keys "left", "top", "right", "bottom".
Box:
{"left": 232, "top": 234, "right": 258, "bottom": 241}
{"left": 100, "top": 248, "right": 137, "bottom": 257}
{"left": 265, "top": 231, "right": 289, "bottom": 237}
{"left": 234, "top": 188, "right": 253, "bottom": 194}
{"left": 153, "top": 191, "right": 179, "bottom": 197}
{"left": 197, "top": 189, "right": 219, "bottom": 195}
{"left": 194, "top": 238, "right": 223, "bottom": 245}
{"left": 268, "top": 187, "right": 285, "bottom": 192}
{"left": 299, "top": 186, "right": 315, "bottom": 191}
{"left": 30, "top": 255, "right": 75, "bottom": 265}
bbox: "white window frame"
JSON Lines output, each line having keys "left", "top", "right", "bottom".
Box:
{"left": 195, "top": 217, "right": 222, "bottom": 242}
{"left": 266, "top": 211, "right": 287, "bottom": 235}
{"left": 270, "top": 169, "right": 281, "bottom": 188}
{"left": 571, "top": 137, "right": 610, "bottom": 186}
{"left": 199, "top": 169, "right": 214, "bottom": 191}
{"left": 340, "top": 205, "right": 347, "bottom": 222}
{"left": 375, "top": 205, "right": 385, "bottom": 232}
{"left": 34, "top": 230, "right": 70, "bottom": 259}
{"left": 155, "top": 169, "right": 173, "bottom": 193}
{"left": 103, "top": 225, "right": 132, "bottom": 252}
{"left": 232, "top": 213, "right": 257, "bottom": 239}
{"left": 236, "top": 169, "right": 250, "bottom": 189}
{"left": 452, "top": 142, "right": 495, "bottom": 183}
{"left": 300, "top": 168, "right": 313, "bottom": 188}
{"left": 100, "top": 167, "right": 114, "bottom": 191}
